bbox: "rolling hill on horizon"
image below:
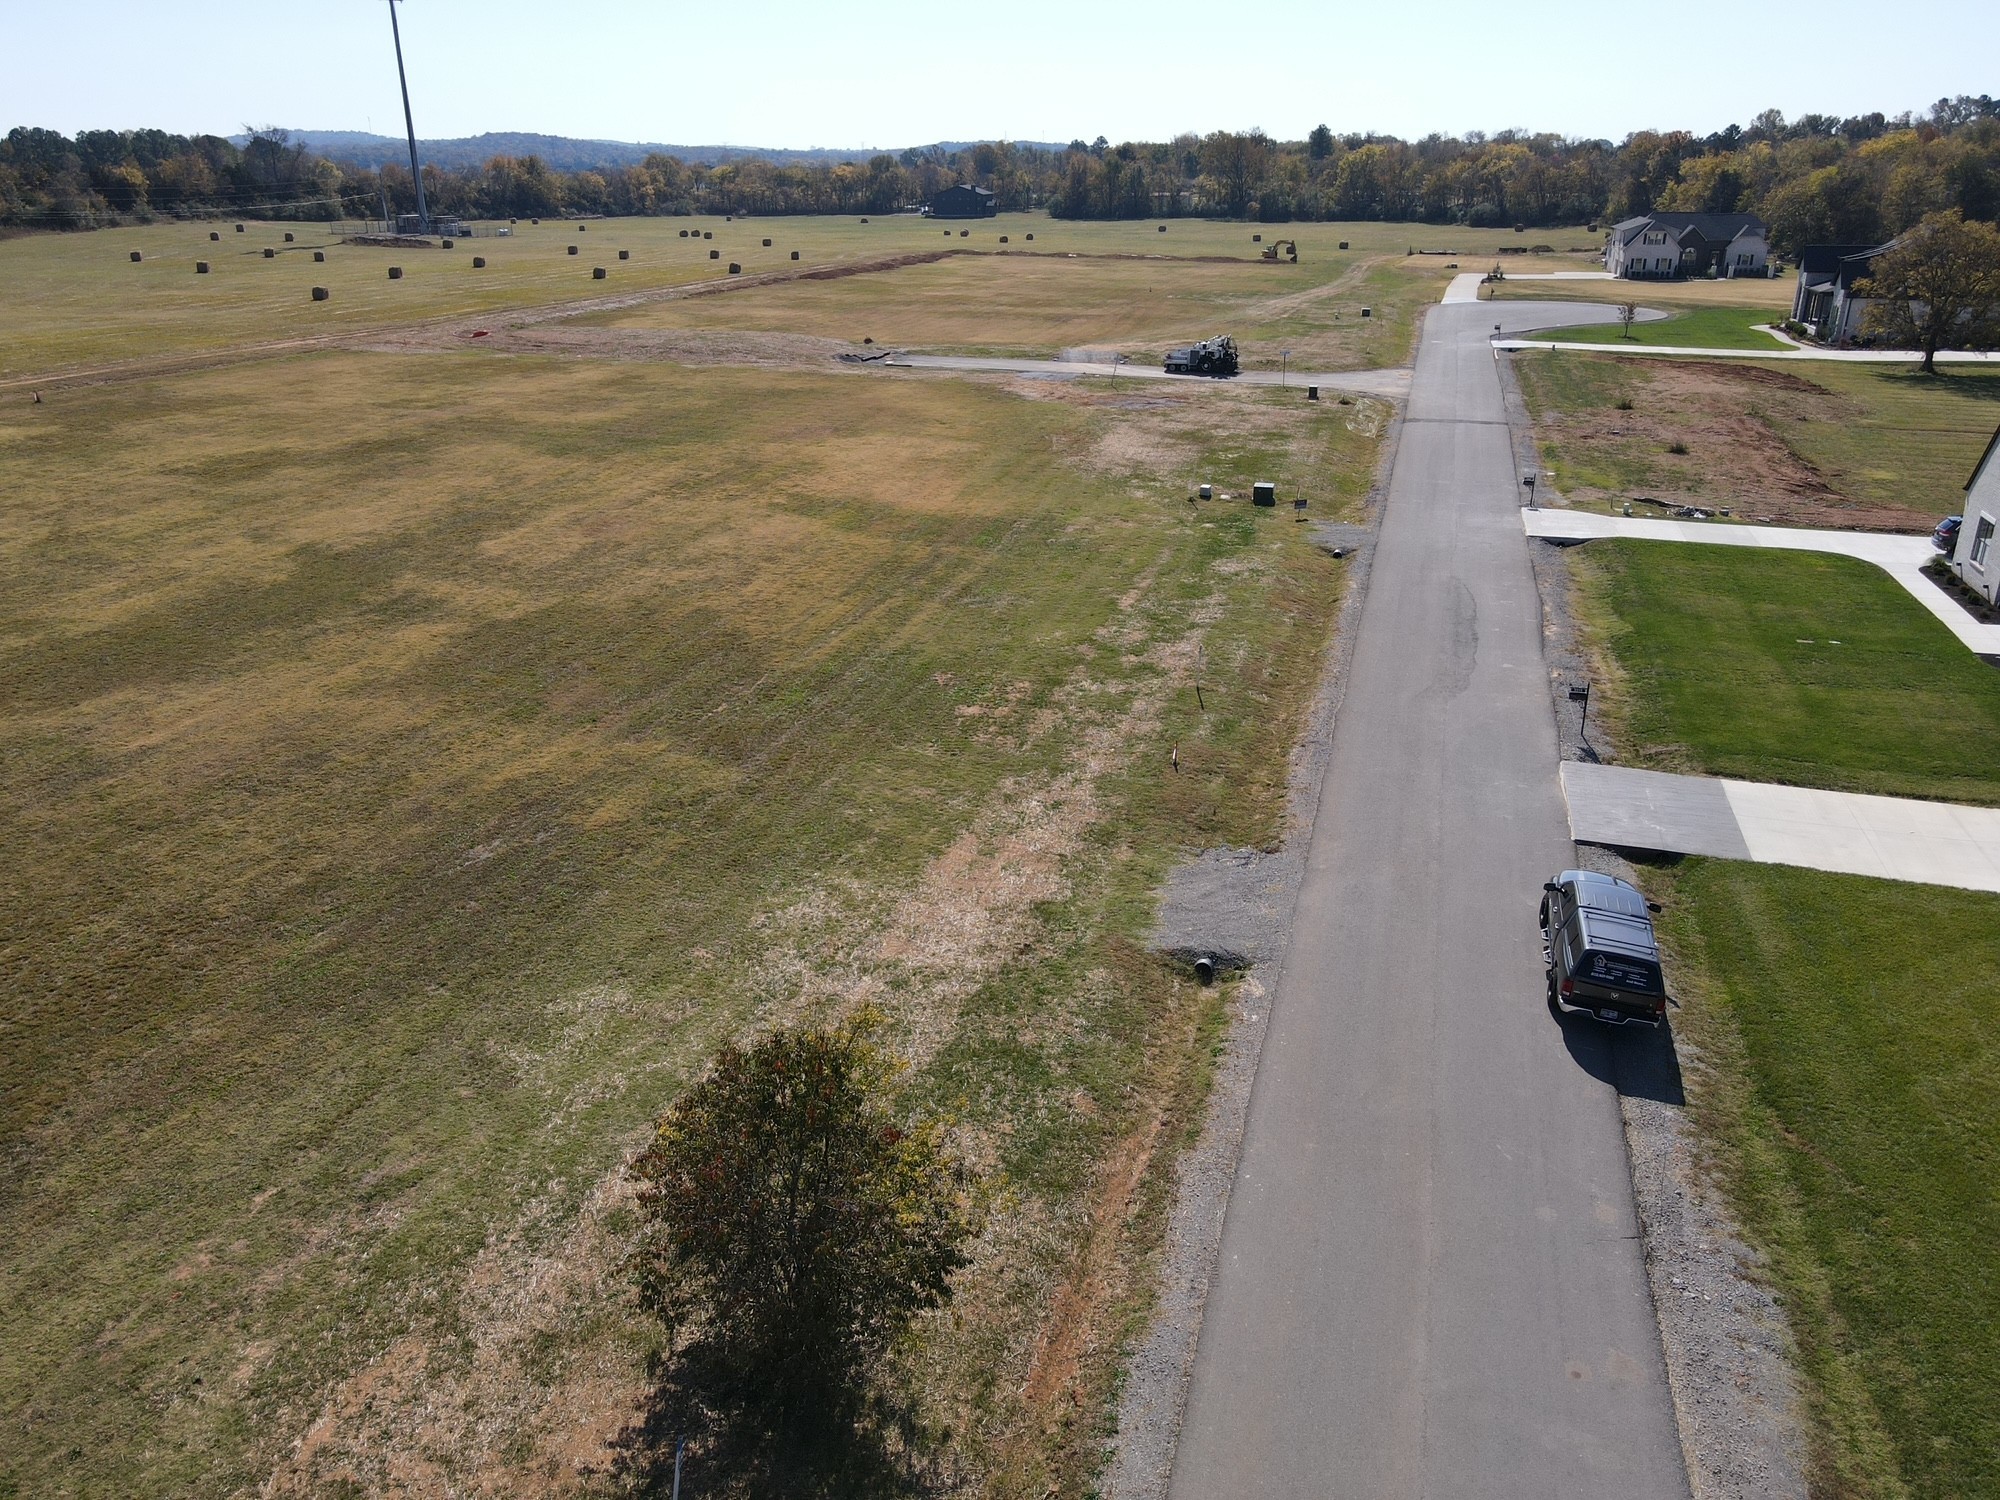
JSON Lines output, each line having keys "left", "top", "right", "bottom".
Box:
{"left": 238, "top": 129, "right": 1072, "bottom": 171}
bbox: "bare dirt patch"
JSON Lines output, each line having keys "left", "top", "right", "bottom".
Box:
{"left": 1536, "top": 357, "right": 1938, "bottom": 532}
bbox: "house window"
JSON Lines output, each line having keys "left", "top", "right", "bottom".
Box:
{"left": 1737, "top": 252, "right": 1754, "bottom": 266}
{"left": 1973, "top": 514, "right": 1996, "bottom": 569}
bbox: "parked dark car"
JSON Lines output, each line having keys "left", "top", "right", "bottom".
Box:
{"left": 1934, "top": 514, "right": 1962, "bottom": 552}
{"left": 1540, "top": 870, "right": 1667, "bottom": 1026}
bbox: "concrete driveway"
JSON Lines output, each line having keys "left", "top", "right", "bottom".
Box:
{"left": 1562, "top": 762, "right": 2000, "bottom": 893}
{"left": 1165, "top": 299, "right": 1689, "bottom": 1498}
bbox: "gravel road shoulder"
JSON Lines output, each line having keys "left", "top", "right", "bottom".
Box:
{"left": 1104, "top": 422, "right": 1391, "bottom": 1500}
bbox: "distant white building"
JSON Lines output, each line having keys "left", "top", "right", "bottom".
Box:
{"left": 1604, "top": 212, "right": 1770, "bottom": 279}
{"left": 1951, "top": 425, "right": 2000, "bottom": 606}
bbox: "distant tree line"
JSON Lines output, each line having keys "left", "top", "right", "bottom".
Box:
{"left": 6, "top": 99, "right": 1998, "bottom": 256}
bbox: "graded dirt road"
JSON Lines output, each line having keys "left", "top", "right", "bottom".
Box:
{"left": 1166, "top": 301, "right": 1691, "bottom": 1499}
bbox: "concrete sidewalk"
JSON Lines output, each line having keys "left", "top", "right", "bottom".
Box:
{"left": 1496, "top": 335, "right": 1999, "bottom": 364}
{"left": 1561, "top": 763, "right": 2000, "bottom": 893}
{"left": 1522, "top": 509, "right": 2000, "bottom": 656}
{"left": 1442, "top": 271, "right": 1614, "bottom": 303}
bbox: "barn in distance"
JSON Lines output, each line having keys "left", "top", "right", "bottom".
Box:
{"left": 927, "top": 183, "right": 997, "bottom": 218}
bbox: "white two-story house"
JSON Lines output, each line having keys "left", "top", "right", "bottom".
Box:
{"left": 1605, "top": 212, "right": 1770, "bottom": 279}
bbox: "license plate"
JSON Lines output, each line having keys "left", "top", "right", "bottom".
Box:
{"left": 1597, "top": 1008, "right": 1621, "bottom": 1022}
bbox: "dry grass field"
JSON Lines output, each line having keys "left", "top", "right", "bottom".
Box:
{"left": 580, "top": 251, "right": 1413, "bottom": 370}
{"left": 0, "top": 213, "right": 1587, "bottom": 381}
{"left": 1514, "top": 352, "right": 2000, "bottom": 529}
{"left": 0, "top": 261, "right": 1390, "bottom": 1499}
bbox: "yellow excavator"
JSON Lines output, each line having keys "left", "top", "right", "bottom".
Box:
{"left": 1260, "top": 239, "right": 1299, "bottom": 263}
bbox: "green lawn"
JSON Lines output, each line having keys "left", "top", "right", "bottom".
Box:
{"left": 0, "top": 350, "right": 1385, "bottom": 1495}
{"left": 1767, "top": 361, "right": 2000, "bottom": 510}
{"left": 1570, "top": 541, "right": 2000, "bottom": 805}
{"left": 1527, "top": 305, "right": 1789, "bottom": 350}
{"left": 1575, "top": 534, "right": 2000, "bottom": 1496}
{"left": 1653, "top": 858, "right": 2000, "bottom": 1500}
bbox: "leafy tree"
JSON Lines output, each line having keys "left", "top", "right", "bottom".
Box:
{"left": 1308, "top": 124, "right": 1334, "bottom": 161}
{"left": 630, "top": 1020, "right": 975, "bottom": 1434}
{"left": 1856, "top": 209, "right": 2000, "bottom": 370}
{"left": 1618, "top": 301, "right": 1639, "bottom": 338}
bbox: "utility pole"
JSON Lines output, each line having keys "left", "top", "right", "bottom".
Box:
{"left": 388, "top": 0, "right": 430, "bottom": 234}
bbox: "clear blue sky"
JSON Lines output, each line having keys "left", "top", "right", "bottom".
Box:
{"left": 10, "top": 0, "right": 2000, "bottom": 148}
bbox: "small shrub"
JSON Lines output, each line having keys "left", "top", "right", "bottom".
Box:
{"left": 1615, "top": 398, "right": 1634, "bottom": 411}
{"left": 1667, "top": 439, "right": 1689, "bottom": 455}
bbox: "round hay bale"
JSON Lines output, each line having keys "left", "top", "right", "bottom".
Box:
{"left": 726, "top": 215, "right": 733, "bottom": 222}
{"left": 313, "top": 250, "right": 325, "bottom": 262}
{"left": 510, "top": 217, "right": 517, "bottom": 224}
{"left": 388, "top": 266, "right": 404, "bottom": 279}
{"left": 1338, "top": 240, "right": 1349, "bottom": 249}
{"left": 1253, "top": 233, "right": 1262, "bottom": 242}
{"left": 860, "top": 217, "right": 869, "bottom": 223}
{"left": 944, "top": 229, "right": 951, "bottom": 236}
{"left": 791, "top": 250, "right": 800, "bottom": 260}
{"left": 709, "top": 249, "right": 720, "bottom": 259}
{"left": 235, "top": 224, "right": 245, "bottom": 232}
{"left": 1026, "top": 233, "right": 1034, "bottom": 240}
{"left": 568, "top": 244, "right": 579, "bottom": 255}
{"left": 578, "top": 224, "right": 586, "bottom": 232}
{"left": 593, "top": 266, "right": 607, "bottom": 279}
{"left": 1158, "top": 224, "right": 1167, "bottom": 232}
{"left": 703, "top": 231, "right": 712, "bottom": 239}
{"left": 472, "top": 256, "right": 486, "bottom": 268}
{"left": 263, "top": 247, "right": 275, "bottom": 258}
{"left": 679, "top": 229, "right": 689, "bottom": 238}
{"left": 284, "top": 232, "right": 295, "bottom": 242}
{"left": 532, "top": 217, "right": 541, "bottom": 224}
{"left": 210, "top": 231, "right": 220, "bottom": 241}
{"left": 441, "top": 237, "right": 454, "bottom": 248}
{"left": 999, "top": 235, "right": 1008, "bottom": 243}
{"left": 762, "top": 238, "right": 772, "bottom": 247}
{"left": 195, "top": 261, "right": 210, "bottom": 273}
{"left": 130, "top": 250, "right": 142, "bottom": 262}
{"left": 728, "top": 262, "right": 741, "bottom": 274}
{"left": 311, "top": 286, "right": 329, "bottom": 301}
{"left": 619, "top": 249, "right": 630, "bottom": 260}
{"left": 960, "top": 229, "right": 969, "bottom": 237}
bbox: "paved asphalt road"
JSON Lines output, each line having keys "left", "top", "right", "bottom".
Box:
{"left": 1166, "top": 301, "right": 1692, "bottom": 1499}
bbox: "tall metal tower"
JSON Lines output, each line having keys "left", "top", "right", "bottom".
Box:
{"left": 387, "top": 0, "right": 431, "bottom": 233}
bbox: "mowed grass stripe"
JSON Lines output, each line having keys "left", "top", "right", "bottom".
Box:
{"left": 1569, "top": 540, "right": 2000, "bottom": 804}
{"left": 1656, "top": 859, "right": 2000, "bottom": 1500}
